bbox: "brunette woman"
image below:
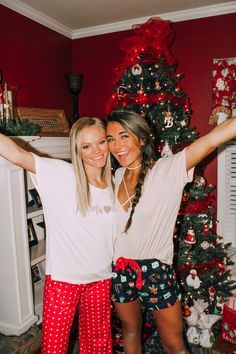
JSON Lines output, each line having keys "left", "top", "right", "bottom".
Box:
{"left": 106, "top": 110, "right": 236, "bottom": 354}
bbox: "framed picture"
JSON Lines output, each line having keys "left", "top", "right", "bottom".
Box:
{"left": 27, "top": 219, "right": 38, "bottom": 247}
{"left": 29, "top": 188, "right": 42, "bottom": 208}
{"left": 31, "top": 264, "right": 43, "bottom": 285}
{"left": 17, "top": 107, "right": 70, "bottom": 136}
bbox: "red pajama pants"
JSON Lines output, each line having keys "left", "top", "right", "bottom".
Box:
{"left": 41, "top": 275, "right": 112, "bottom": 354}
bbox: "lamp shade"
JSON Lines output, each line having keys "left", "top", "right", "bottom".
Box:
{"left": 65, "top": 73, "right": 83, "bottom": 95}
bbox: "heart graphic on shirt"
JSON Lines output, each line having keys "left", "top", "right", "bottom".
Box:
{"left": 104, "top": 206, "right": 112, "bottom": 213}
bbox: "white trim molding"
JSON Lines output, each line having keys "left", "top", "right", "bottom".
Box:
{"left": 1, "top": 0, "right": 236, "bottom": 39}
{"left": 0, "top": 0, "right": 72, "bottom": 38}
{"left": 73, "top": 2, "right": 236, "bottom": 39}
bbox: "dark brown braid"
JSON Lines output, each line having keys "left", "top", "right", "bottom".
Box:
{"left": 124, "top": 143, "right": 153, "bottom": 232}
{"left": 105, "top": 110, "right": 154, "bottom": 232}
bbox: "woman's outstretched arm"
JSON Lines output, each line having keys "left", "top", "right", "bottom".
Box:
{"left": 0, "top": 133, "right": 35, "bottom": 173}
{"left": 186, "top": 117, "right": 236, "bottom": 171}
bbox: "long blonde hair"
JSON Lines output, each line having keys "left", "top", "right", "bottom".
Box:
{"left": 70, "top": 117, "right": 113, "bottom": 215}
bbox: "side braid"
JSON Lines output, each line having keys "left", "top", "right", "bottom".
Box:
{"left": 124, "top": 146, "right": 153, "bottom": 232}
{"left": 105, "top": 109, "right": 154, "bottom": 232}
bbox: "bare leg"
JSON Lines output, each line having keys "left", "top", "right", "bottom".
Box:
{"left": 153, "top": 301, "right": 189, "bottom": 354}
{"left": 114, "top": 299, "right": 142, "bottom": 354}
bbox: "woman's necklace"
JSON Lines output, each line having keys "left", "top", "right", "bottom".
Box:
{"left": 126, "top": 163, "right": 141, "bottom": 170}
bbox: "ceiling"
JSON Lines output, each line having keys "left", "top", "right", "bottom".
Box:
{"left": 1, "top": 0, "right": 236, "bottom": 38}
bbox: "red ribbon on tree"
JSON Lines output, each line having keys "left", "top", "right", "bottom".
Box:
{"left": 106, "top": 92, "right": 189, "bottom": 113}
{"left": 178, "top": 196, "right": 215, "bottom": 215}
{"left": 113, "top": 17, "right": 176, "bottom": 83}
{"left": 176, "top": 260, "right": 225, "bottom": 275}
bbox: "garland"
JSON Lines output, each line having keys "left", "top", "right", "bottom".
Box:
{"left": 179, "top": 196, "right": 215, "bottom": 215}
{"left": 176, "top": 261, "right": 225, "bottom": 275}
{"left": 106, "top": 92, "right": 189, "bottom": 113}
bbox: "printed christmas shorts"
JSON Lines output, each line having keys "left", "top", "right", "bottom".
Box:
{"left": 111, "top": 257, "right": 181, "bottom": 310}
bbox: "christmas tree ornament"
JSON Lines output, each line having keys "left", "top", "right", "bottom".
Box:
{"left": 161, "top": 141, "right": 172, "bottom": 158}
{"left": 163, "top": 106, "right": 174, "bottom": 128}
{"left": 209, "top": 219, "right": 213, "bottom": 229}
{"left": 137, "top": 84, "right": 144, "bottom": 94}
{"left": 186, "top": 269, "right": 201, "bottom": 289}
{"left": 184, "top": 226, "right": 196, "bottom": 244}
{"left": 214, "top": 296, "right": 224, "bottom": 315}
{"left": 117, "top": 85, "right": 127, "bottom": 98}
{"left": 131, "top": 64, "right": 142, "bottom": 75}
{"left": 182, "top": 191, "right": 189, "bottom": 202}
{"left": 201, "top": 241, "right": 210, "bottom": 249}
{"left": 182, "top": 303, "right": 191, "bottom": 317}
{"left": 203, "top": 224, "right": 210, "bottom": 234}
{"left": 180, "top": 120, "right": 187, "bottom": 127}
{"left": 209, "top": 287, "right": 216, "bottom": 303}
{"left": 193, "top": 175, "right": 206, "bottom": 188}
{"left": 155, "top": 81, "right": 161, "bottom": 90}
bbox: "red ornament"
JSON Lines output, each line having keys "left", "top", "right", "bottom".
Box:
{"left": 185, "top": 227, "right": 196, "bottom": 244}
{"left": 209, "top": 286, "right": 216, "bottom": 303}
{"left": 204, "top": 225, "right": 210, "bottom": 234}
{"left": 182, "top": 191, "right": 189, "bottom": 202}
{"left": 182, "top": 303, "right": 191, "bottom": 317}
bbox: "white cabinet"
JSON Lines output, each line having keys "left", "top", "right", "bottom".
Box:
{"left": 0, "top": 136, "right": 70, "bottom": 335}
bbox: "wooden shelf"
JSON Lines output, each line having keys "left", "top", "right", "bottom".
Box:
{"left": 30, "top": 239, "right": 46, "bottom": 266}
{"left": 0, "top": 136, "right": 70, "bottom": 335}
{"left": 27, "top": 206, "right": 43, "bottom": 219}
{"left": 34, "top": 282, "right": 44, "bottom": 324}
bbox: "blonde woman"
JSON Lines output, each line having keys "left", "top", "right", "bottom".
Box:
{"left": 0, "top": 117, "right": 114, "bottom": 354}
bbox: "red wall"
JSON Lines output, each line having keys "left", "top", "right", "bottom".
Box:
{"left": 1, "top": 5, "right": 235, "bottom": 187}
{"left": 72, "top": 13, "right": 236, "bottom": 188}
{"left": 0, "top": 5, "right": 73, "bottom": 123}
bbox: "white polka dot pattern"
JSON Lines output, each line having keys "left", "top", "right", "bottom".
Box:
{"left": 41, "top": 276, "right": 112, "bottom": 354}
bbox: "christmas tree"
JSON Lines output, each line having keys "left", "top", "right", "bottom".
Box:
{"left": 106, "top": 17, "right": 199, "bottom": 160}
{"left": 174, "top": 173, "right": 236, "bottom": 348}
{"left": 107, "top": 17, "right": 236, "bottom": 352}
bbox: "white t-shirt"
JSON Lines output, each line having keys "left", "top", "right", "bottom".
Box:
{"left": 113, "top": 149, "right": 194, "bottom": 264}
{"left": 30, "top": 154, "right": 115, "bottom": 284}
